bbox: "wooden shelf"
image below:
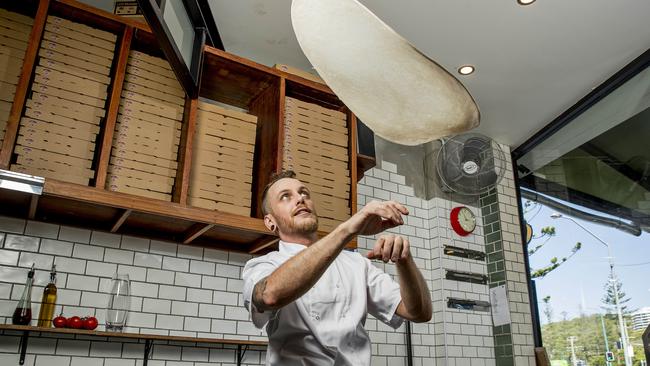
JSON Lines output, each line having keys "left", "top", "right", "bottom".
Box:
{"left": 0, "top": 324, "right": 267, "bottom": 346}
{"left": 0, "top": 324, "right": 266, "bottom": 366}
{"left": 0, "top": 178, "right": 279, "bottom": 253}
{"left": 0, "top": 0, "right": 371, "bottom": 254}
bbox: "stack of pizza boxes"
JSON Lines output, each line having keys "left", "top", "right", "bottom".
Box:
{"left": 107, "top": 50, "right": 184, "bottom": 201}
{"left": 188, "top": 101, "right": 257, "bottom": 216}
{"left": 0, "top": 9, "right": 33, "bottom": 147}
{"left": 283, "top": 97, "right": 350, "bottom": 232}
{"left": 11, "top": 15, "right": 116, "bottom": 185}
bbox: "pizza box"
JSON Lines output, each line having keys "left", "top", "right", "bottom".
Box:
{"left": 17, "top": 133, "right": 95, "bottom": 159}
{"left": 284, "top": 150, "right": 349, "bottom": 172}
{"left": 283, "top": 143, "right": 348, "bottom": 163}
{"left": 19, "top": 117, "right": 97, "bottom": 142}
{"left": 12, "top": 164, "right": 90, "bottom": 185}
{"left": 0, "top": 9, "right": 34, "bottom": 27}
{"left": 196, "top": 109, "right": 257, "bottom": 130}
{"left": 197, "top": 102, "right": 258, "bottom": 124}
{"left": 285, "top": 97, "right": 347, "bottom": 120}
{"left": 0, "top": 81, "right": 16, "bottom": 102}
{"left": 24, "top": 109, "right": 100, "bottom": 132}
{"left": 0, "top": 24, "right": 30, "bottom": 44}
{"left": 187, "top": 197, "right": 250, "bottom": 216}
{"left": 44, "top": 22, "right": 115, "bottom": 51}
{"left": 284, "top": 118, "right": 348, "bottom": 144}
{"left": 16, "top": 154, "right": 95, "bottom": 178}
{"left": 115, "top": 121, "right": 182, "bottom": 140}
{"left": 124, "top": 73, "right": 184, "bottom": 98}
{"left": 129, "top": 50, "right": 173, "bottom": 70}
{"left": 194, "top": 123, "right": 256, "bottom": 145}
{"left": 26, "top": 99, "right": 103, "bottom": 124}
{"left": 107, "top": 164, "right": 175, "bottom": 186}
{"left": 113, "top": 127, "right": 180, "bottom": 147}
{"left": 192, "top": 149, "right": 254, "bottom": 169}
{"left": 190, "top": 167, "right": 252, "bottom": 184}
{"left": 195, "top": 132, "right": 255, "bottom": 153}
{"left": 107, "top": 183, "right": 172, "bottom": 201}
{"left": 40, "top": 39, "right": 112, "bottom": 67}
{"left": 196, "top": 113, "right": 258, "bottom": 137}
{"left": 42, "top": 30, "right": 114, "bottom": 59}
{"left": 31, "top": 82, "right": 106, "bottom": 109}
{"left": 189, "top": 175, "right": 251, "bottom": 193}
{"left": 39, "top": 57, "right": 110, "bottom": 84}
{"left": 0, "top": 16, "right": 32, "bottom": 34}
{"left": 117, "top": 112, "right": 182, "bottom": 131}
{"left": 120, "top": 95, "right": 184, "bottom": 124}
{"left": 116, "top": 115, "right": 181, "bottom": 135}
{"left": 188, "top": 188, "right": 251, "bottom": 207}
{"left": 285, "top": 111, "right": 349, "bottom": 134}
{"left": 125, "top": 64, "right": 181, "bottom": 89}
{"left": 106, "top": 173, "right": 172, "bottom": 194}
{"left": 110, "top": 155, "right": 177, "bottom": 178}
{"left": 34, "top": 66, "right": 108, "bottom": 100}
{"left": 111, "top": 148, "right": 178, "bottom": 170}
{"left": 193, "top": 138, "right": 254, "bottom": 159}
{"left": 122, "top": 81, "right": 185, "bottom": 106}
{"left": 47, "top": 16, "right": 117, "bottom": 43}
{"left": 0, "top": 34, "right": 27, "bottom": 52}
{"left": 39, "top": 48, "right": 110, "bottom": 76}
{"left": 111, "top": 139, "right": 179, "bottom": 160}
{"left": 15, "top": 145, "right": 93, "bottom": 169}
{"left": 30, "top": 91, "right": 106, "bottom": 118}
{"left": 127, "top": 57, "right": 175, "bottom": 79}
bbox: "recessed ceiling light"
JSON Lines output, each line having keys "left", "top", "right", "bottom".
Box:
{"left": 458, "top": 65, "right": 475, "bottom": 75}
{"left": 517, "top": 0, "right": 536, "bottom": 5}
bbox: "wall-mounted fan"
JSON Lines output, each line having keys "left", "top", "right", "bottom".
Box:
{"left": 437, "top": 133, "right": 507, "bottom": 195}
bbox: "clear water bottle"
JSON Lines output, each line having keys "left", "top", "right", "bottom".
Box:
{"left": 105, "top": 273, "right": 131, "bottom": 332}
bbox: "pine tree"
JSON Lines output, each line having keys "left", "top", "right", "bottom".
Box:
{"left": 543, "top": 296, "right": 554, "bottom": 324}
{"left": 601, "top": 271, "right": 632, "bottom": 315}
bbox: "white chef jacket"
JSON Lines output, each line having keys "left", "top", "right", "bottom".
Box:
{"left": 242, "top": 241, "right": 403, "bottom": 366}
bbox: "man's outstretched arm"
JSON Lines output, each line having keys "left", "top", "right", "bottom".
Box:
{"left": 252, "top": 200, "right": 409, "bottom": 312}
{"left": 367, "top": 235, "right": 432, "bottom": 323}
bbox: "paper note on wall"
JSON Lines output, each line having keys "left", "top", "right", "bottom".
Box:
{"left": 489, "top": 284, "right": 511, "bottom": 326}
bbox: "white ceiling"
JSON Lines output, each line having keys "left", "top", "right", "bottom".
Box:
{"left": 206, "top": 0, "right": 650, "bottom": 148}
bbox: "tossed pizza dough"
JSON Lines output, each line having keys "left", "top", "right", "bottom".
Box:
{"left": 291, "top": 0, "right": 480, "bottom": 146}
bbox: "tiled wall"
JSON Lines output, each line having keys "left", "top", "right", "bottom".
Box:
{"left": 0, "top": 218, "right": 266, "bottom": 366}
{"left": 0, "top": 155, "right": 535, "bottom": 366}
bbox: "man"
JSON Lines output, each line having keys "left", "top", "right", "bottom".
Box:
{"left": 242, "top": 171, "right": 432, "bottom": 365}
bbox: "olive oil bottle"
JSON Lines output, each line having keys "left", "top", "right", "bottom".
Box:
{"left": 37, "top": 264, "right": 57, "bottom": 327}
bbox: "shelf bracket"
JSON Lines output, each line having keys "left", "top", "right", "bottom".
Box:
{"left": 237, "top": 344, "right": 249, "bottom": 366}
{"left": 111, "top": 209, "right": 132, "bottom": 233}
{"left": 143, "top": 339, "right": 153, "bottom": 366}
{"left": 18, "top": 330, "right": 29, "bottom": 365}
{"left": 182, "top": 223, "right": 214, "bottom": 244}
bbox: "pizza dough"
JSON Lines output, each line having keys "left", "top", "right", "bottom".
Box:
{"left": 291, "top": 0, "right": 480, "bottom": 146}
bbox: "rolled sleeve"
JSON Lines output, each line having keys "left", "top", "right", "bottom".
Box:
{"left": 242, "top": 255, "right": 279, "bottom": 329}
{"left": 366, "top": 259, "right": 404, "bottom": 329}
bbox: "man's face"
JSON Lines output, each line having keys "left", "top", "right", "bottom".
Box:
{"left": 266, "top": 178, "right": 319, "bottom": 236}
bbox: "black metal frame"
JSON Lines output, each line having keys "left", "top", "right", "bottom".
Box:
{"left": 136, "top": 0, "right": 216, "bottom": 98}
{"left": 17, "top": 330, "right": 253, "bottom": 366}
{"left": 510, "top": 48, "right": 650, "bottom": 348}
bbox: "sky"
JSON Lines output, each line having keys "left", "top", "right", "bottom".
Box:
{"left": 522, "top": 198, "right": 650, "bottom": 324}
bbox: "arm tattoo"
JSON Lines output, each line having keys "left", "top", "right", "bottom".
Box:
{"left": 252, "top": 276, "right": 269, "bottom": 312}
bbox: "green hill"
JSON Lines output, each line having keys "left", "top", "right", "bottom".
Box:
{"left": 541, "top": 314, "right": 647, "bottom": 366}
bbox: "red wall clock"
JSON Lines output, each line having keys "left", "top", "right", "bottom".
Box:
{"left": 450, "top": 206, "right": 477, "bottom": 236}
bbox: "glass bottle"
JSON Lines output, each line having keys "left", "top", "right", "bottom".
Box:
{"left": 105, "top": 273, "right": 131, "bottom": 332}
{"left": 12, "top": 264, "right": 35, "bottom": 326}
{"left": 37, "top": 264, "right": 57, "bottom": 327}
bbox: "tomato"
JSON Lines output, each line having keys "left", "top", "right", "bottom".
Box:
{"left": 82, "top": 316, "right": 98, "bottom": 330}
{"left": 53, "top": 315, "right": 67, "bottom": 328}
{"left": 67, "top": 316, "right": 83, "bottom": 329}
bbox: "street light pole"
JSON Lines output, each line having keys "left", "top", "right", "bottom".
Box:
{"left": 550, "top": 213, "right": 633, "bottom": 366}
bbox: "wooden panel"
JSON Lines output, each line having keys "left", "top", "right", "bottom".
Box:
{"left": 285, "top": 78, "right": 343, "bottom": 111}
{"left": 173, "top": 97, "right": 197, "bottom": 205}
{"left": 249, "top": 80, "right": 283, "bottom": 218}
{"left": 200, "top": 46, "right": 279, "bottom": 109}
{"left": 0, "top": 0, "right": 48, "bottom": 169}
{"left": 43, "top": 179, "right": 270, "bottom": 234}
{"left": 95, "top": 26, "right": 133, "bottom": 188}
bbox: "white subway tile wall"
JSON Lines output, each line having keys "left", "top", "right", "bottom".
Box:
{"left": 0, "top": 157, "right": 532, "bottom": 366}
{"left": 0, "top": 218, "right": 267, "bottom": 365}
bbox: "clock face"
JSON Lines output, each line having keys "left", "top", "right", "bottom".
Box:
{"left": 458, "top": 207, "right": 476, "bottom": 232}
{"left": 450, "top": 206, "right": 476, "bottom": 236}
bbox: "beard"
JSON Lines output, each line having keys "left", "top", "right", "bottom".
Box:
{"left": 275, "top": 211, "right": 319, "bottom": 236}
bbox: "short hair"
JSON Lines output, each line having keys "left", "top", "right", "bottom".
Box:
{"left": 261, "top": 170, "right": 297, "bottom": 216}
